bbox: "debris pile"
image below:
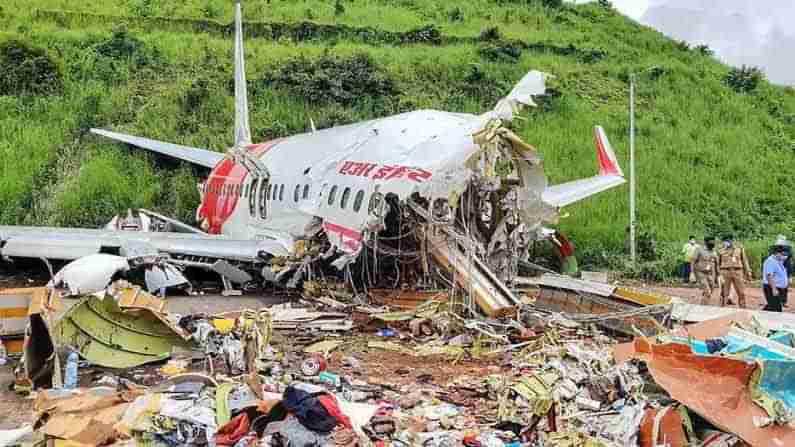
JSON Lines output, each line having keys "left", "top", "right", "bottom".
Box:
{"left": 7, "top": 276, "right": 795, "bottom": 447}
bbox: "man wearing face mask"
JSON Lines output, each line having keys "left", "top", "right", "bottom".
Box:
{"left": 762, "top": 246, "right": 789, "bottom": 312}
{"left": 717, "top": 235, "right": 752, "bottom": 308}
{"left": 765, "top": 236, "right": 793, "bottom": 306}
{"left": 680, "top": 236, "right": 699, "bottom": 283}
{"left": 691, "top": 237, "right": 719, "bottom": 305}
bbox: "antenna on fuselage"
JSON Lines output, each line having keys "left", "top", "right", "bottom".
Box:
{"left": 233, "top": 0, "right": 251, "bottom": 148}
{"left": 309, "top": 117, "right": 317, "bottom": 133}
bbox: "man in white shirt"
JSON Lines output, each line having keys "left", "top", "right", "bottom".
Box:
{"left": 762, "top": 247, "right": 789, "bottom": 312}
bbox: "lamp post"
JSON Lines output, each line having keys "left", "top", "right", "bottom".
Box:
{"left": 629, "top": 73, "right": 636, "bottom": 264}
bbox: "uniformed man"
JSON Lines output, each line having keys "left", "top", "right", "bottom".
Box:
{"left": 691, "top": 237, "right": 719, "bottom": 305}
{"left": 717, "top": 235, "right": 752, "bottom": 308}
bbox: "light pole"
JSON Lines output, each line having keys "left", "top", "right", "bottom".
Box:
{"left": 628, "top": 66, "right": 658, "bottom": 265}
{"left": 629, "top": 73, "right": 636, "bottom": 264}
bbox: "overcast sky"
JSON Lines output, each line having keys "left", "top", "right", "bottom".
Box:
{"left": 574, "top": 0, "right": 795, "bottom": 85}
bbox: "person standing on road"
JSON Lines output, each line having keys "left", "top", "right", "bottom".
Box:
{"left": 680, "top": 236, "right": 699, "bottom": 284}
{"left": 764, "top": 236, "right": 793, "bottom": 307}
{"left": 718, "top": 235, "right": 752, "bottom": 308}
{"left": 691, "top": 237, "right": 719, "bottom": 305}
{"left": 762, "top": 246, "right": 789, "bottom": 312}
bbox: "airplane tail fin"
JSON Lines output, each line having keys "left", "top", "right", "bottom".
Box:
{"left": 541, "top": 126, "right": 626, "bottom": 208}
{"left": 233, "top": 0, "right": 251, "bottom": 147}
{"left": 594, "top": 125, "right": 623, "bottom": 177}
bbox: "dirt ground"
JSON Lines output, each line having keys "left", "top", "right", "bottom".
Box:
{"left": 650, "top": 281, "right": 790, "bottom": 311}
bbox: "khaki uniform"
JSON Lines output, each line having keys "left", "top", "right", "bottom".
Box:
{"left": 718, "top": 245, "right": 751, "bottom": 308}
{"left": 692, "top": 247, "right": 718, "bottom": 305}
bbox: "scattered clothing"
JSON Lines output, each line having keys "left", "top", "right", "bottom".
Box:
{"left": 215, "top": 413, "right": 251, "bottom": 446}
{"left": 283, "top": 383, "right": 339, "bottom": 434}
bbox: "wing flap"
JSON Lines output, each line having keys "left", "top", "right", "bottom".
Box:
{"left": 91, "top": 128, "right": 224, "bottom": 169}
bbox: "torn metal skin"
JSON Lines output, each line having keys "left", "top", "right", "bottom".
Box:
{"left": 615, "top": 314, "right": 795, "bottom": 447}
{"left": 52, "top": 284, "right": 192, "bottom": 370}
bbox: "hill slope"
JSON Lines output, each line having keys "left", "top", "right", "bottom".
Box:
{"left": 1, "top": 0, "right": 793, "bottom": 273}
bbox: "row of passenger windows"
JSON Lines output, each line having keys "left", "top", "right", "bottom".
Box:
{"left": 326, "top": 185, "right": 366, "bottom": 212}
{"left": 203, "top": 183, "right": 243, "bottom": 196}
{"left": 206, "top": 179, "right": 382, "bottom": 217}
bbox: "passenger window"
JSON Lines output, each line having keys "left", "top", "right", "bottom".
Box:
{"left": 302, "top": 184, "right": 310, "bottom": 200}
{"left": 279, "top": 184, "right": 284, "bottom": 201}
{"left": 259, "top": 179, "right": 268, "bottom": 219}
{"left": 272, "top": 184, "right": 278, "bottom": 200}
{"left": 328, "top": 185, "right": 338, "bottom": 206}
{"left": 353, "top": 190, "right": 365, "bottom": 212}
{"left": 340, "top": 187, "right": 351, "bottom": 209}
{"left": 294, "top": 185, "right": 301, "bottom": 202}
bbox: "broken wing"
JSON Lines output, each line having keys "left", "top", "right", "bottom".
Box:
{"left": 542, "top": 126, "right": 626, "bottom": 208}
{"left": 0, "top": 226, "right": 290, "bottom": 261}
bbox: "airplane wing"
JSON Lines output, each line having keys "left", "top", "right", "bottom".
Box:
{"left": 542, "top": 126, "right": 626, "bottom": 208}
{"left": 90, "top": 128, "right": 224, "bottom": 169}
{"left": 0, "top": 226, "right": 290, "bottom": 261}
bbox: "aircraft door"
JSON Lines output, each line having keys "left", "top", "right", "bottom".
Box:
{"left": 248, "top": 178, "right": 258, "bottom": 217}
{"left": 258, "top": 178, "right": 268, "bottom": 220}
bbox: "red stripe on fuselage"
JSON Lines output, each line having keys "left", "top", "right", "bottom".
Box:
{"left": 198, "top": 139, "right": 282, "bottom": 234}
{"left": 323, "top": 221, "right": 363, "bottom": 252}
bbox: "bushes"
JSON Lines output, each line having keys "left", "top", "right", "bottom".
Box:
{"left": 726, "top": 65, "right": 764, "bottom": 94}
{"left": 95, "top": 28, "right": 161, "bottom": 67}
{"left": 478, "top": 27, "right": 501, "bottom": 42}
{"left": 541, "top": 0, "right": 563, "bottom": 9}
{"left": 0, "top": 40, "right": 62, "bottom": 96}
{"left": 478, "top": 42, "right": 522, "bottom": 63}
{"left": 263, "top": 53, "right": 398, "bottom": 106}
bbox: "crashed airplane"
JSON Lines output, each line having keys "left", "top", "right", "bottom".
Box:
{"left": 0, "top": 1, "right": 625, "bottom": 309}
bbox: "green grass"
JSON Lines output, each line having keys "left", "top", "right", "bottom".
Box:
{"left": 1, "top": 0, "right": 793, "bottom": 276}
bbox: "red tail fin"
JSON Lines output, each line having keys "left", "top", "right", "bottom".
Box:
{"left": 594, "top": 126, "right": 623, "bottom": 177}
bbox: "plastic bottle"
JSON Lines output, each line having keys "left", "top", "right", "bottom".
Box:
{"left": 64, "top": 352, "right": 79, "bottom": 389}
{"left": 0, "top": 339, "right": 7, "bottom": 366}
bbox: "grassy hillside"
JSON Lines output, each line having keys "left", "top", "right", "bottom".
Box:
{"left": 1, "top": 0, "right": 793, "bottom": 275}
